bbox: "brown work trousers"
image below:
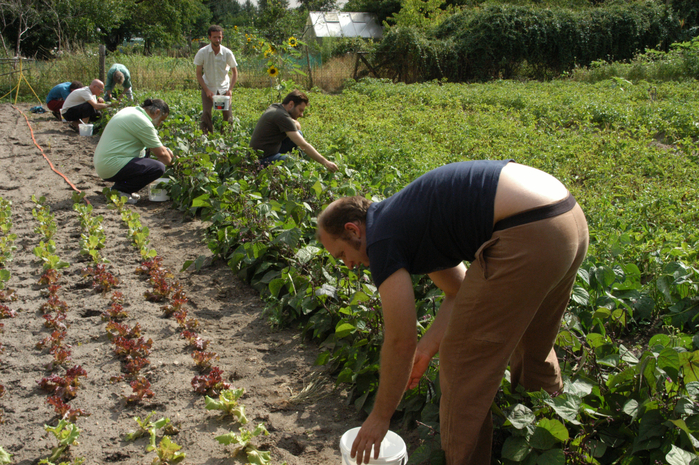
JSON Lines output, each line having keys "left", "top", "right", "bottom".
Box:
{"left": 200, "top": 88, "right": 232, "bottom": 135}
{"left": 439, "top": 202, "right": 588, "bottom": 465}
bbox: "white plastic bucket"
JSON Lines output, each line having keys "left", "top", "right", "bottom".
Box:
{"left": 340, "top": 428, "right": 408, "bottom": 465}
{"left": 212, "top": 95, "right": 231, "bottom": 111}
{"left": 148, "top": 178, "right": 170, "bottom": 202}
{"left": 79, "top": 123, "right": 93, "bottom": 136}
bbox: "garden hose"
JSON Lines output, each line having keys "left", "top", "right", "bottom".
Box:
{"left": 12, "top": 105, "right": 87, "bottom": 202}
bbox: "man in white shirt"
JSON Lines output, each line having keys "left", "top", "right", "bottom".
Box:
{"left": 193, "top": 25, "right": 238, "bottom": 134}
{"left": 61, "top": 79, "right": 111, "bottom": 131}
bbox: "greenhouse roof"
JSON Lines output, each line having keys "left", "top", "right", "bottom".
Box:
{"left": 304, "top": 12, "right": 383, "bottom": 40}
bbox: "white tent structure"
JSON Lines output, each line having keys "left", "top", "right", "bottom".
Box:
{"left": 303, "top": 11, "right": 383, "bottom": 42}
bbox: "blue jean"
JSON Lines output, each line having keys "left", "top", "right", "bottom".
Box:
{"left": 259, "top": 133, "right": 300, "bottom": 167}
{"left": 105, "top": 157, "right": 165, "bottom": 194}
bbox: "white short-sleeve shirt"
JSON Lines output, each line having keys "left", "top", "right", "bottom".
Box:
{"left": 193, "top": 44, "right": 238, "bottom": 94}
{"left": 61, "top": 87, "right": 96, "bottom": 114}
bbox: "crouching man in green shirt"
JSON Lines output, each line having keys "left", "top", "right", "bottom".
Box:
{"left": 104, "top": 63, "right": 133, "bottom": 101}
{"left": 93, "top": 98, "right": 174, "bottom": 204}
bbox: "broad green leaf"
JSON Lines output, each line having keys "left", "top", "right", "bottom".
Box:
{"left": 544, "top": 394, "right": 581, "bottom": 425}
{"left": 335, "top": 322, "right": 356, "bottom": 338}
{"left": 680, "top": 351, "right": 699, "bottom": 383}
{"left": 649, "top": 334, "right": 672, "bottom": 349}
{"left": 632, "top": 410, "right": 666, "bottom": 453}
{"left": 311, "top": 180, "right": 323, "bottom": 197}
{"left": 571, "top": 285, "right": 589, "bottom": 306}
{"left": 623, "top": 399, "right": 639, "bottom": 419}
{"left": 295, "top": 245, "right": 320, "bottom": 264}
{"left": 668, "top": 419, "right": 699, "bottom": 449}
{"left": 530, "top": 419, "right": 568, "bottom": 449}
{"left": 658, "top": 348, "right": 681, "bottom": 382}
{"left": 666, "top": 444, "right": 699, "bottom": 465}
{"left": 537, "top": 448, "right": 566, "bottom": 465}
{"left": 349, "top": 291, "right": 370, "bottom": 305}
{"left": 502, "top": 436, "right": 531, "bottom": 461}
{"left": 269, "top": 278, "right": 286, "bottom": 298}
{"left": 563, "top": 377, "right": 594, "bottom": 397}
{"left": 507, "top": 404, "right": 535, "bottom": 429}
{"left": 593, "top": 265, "right": 616, "bottom": 288}
{"left": 191, "top": 194, "right": 211, "bottom": 208}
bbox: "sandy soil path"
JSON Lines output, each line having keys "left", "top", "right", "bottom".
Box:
{"left": 0, "top": 103, "right": 357, "bottom": 465}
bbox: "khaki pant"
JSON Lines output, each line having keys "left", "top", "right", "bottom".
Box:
{"left": 439, "top": 202, "right": 588, "bottom": 465}
{"left": 200, "top": 88, "right": 232, "bottom": 134}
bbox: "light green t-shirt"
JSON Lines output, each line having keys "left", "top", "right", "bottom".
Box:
{"left": 93, "top": 106, "right": 163, "bottom": 179}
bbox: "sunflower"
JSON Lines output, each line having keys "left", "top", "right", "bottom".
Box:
{"left": 267, "top": 66, "right": 279, "bottom": 78}
{"left": 247, "top": 37, "right": 252, "bottom": 43}
{"left": 263, "top": 47, "right": 275, "bottom": 58}
{"left": 288, "top": 36, "right": 298, "bottom": 47}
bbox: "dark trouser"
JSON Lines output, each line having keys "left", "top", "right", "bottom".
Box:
{"left": 62, "top": 101, "right": 101, "bottom": 123}
{"left": 439, "top": 196, "right": 589, "bottom": 465}
{"left": 259, "top": 135, "right": 300, "bottom": 167}
{"left": 47, "top": 99, "right": 64, "bottom": 119}
{"left": 105, "top": 157, "right": 165, "bottom": 194}
{"left": 200, "top": 89, "right": 231, "bottom": 134}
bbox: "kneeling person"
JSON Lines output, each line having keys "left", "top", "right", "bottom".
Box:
{"left": 93, "top": 98, "right": 174, "bottom": 204}
{"left": 46, "top": 81, "right": 83, "bottom": 120}
{"left": 61, "top": 79, "right": 111, "bottom": 131}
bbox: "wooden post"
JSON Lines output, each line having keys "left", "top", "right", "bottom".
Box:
{"left": 99, "top": 45, "right": 105, "bottom": 82}
{"left": 305, "top": 45, "right": 313, "bottom": 89}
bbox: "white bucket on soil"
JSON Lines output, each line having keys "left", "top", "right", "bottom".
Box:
{"left": 79, "top": 123, "right": 93, "bottom": 136}
{"left": 212, "top": 95, "right": 231, "bottom": 111}
{"left": 148, "top": 178, "right": 170, "bottom": 202}
{"left": 340, "top": 428, "right": 408, "bottom": 465}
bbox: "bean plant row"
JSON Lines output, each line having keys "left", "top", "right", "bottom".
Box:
{"left": 0, "top": 197, "right": 16, "bottom": 462}
{"left": 144, "top": 78, "right": 699, "bottom": 464}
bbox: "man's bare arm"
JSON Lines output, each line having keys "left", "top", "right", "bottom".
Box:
{"left": 286, "top": 130, "right": 337, "bottom": 172}
{"left": 151, "top": 146, "right": 174, "bottom": 166}
{"left": 351, "top": 269, "right": 417, "bottom": 465}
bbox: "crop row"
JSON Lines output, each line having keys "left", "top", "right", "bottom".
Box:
{"left": 0, "top": 190, "right": 287, "bottom": 464}
{"left": 145, "top": 80, "right": 699, "bottom": 464}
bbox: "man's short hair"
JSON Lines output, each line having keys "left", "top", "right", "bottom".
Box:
{"left": 318, "top": 196, "right": 372, "bottom": 239}
{"left": 282, "top": 90, "right": 309, "bottom": 106}
{"left": 208, "top": 25, "right": 224, "bottom": 36}
{"left": 114, "top": 71, "right": 124, "bottom": 85}
{"left": 69, "top": 81, "right": 83, "bottom": 91}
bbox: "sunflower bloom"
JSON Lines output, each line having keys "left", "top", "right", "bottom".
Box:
{"left": 267, "top": 66, "right": 279, "bottom": 77}
{"left": 288, "top": 37, "right": 298, "bottom": 47}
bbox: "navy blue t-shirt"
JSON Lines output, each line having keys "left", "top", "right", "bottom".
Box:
{"left": 365, "top": 160, "right": 512, "bottom": 288}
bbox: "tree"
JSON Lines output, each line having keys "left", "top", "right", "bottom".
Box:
{"left": 342, "top": 0, "right": 400, "bottom": 23}
{"left": 0, "top": 0, "right": 42, "bottom": 56}
{"left": 297, "top": 0, "right": 337, "bottom": 12}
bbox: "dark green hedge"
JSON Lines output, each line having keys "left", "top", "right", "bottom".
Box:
{"left": 372, "top": 1, "right": 692, "bottom": 81}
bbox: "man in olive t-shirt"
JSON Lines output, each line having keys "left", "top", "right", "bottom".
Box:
{"left": 249, "top": 90, "right": 337, "bottom": 172}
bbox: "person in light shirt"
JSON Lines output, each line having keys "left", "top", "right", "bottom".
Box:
{"left": 61, "top": 79, "right": 111, "bottom": 131}
{"left": 193, "top": 25, "right": 238, "bottom": 134}
{"left": 93, "top": 98, "right": 174, "bottom": 204}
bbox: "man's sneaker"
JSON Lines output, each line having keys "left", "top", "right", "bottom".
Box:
{"left": 116, "top": 191, "right": 138, "bottom": 205}
{"left": 130, "top": 192, "right": 141, "bottom": 200}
